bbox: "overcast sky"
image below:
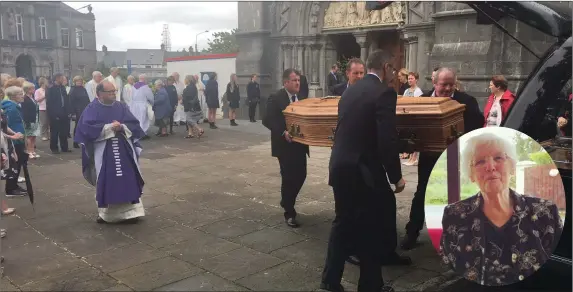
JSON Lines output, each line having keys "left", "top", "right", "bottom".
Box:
{"left": 65, "top": 2, "right": 238, "bottom": 52}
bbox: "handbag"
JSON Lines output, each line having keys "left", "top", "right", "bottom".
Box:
{"left": 147, "top": 103, "right": 155, "bottom": 121}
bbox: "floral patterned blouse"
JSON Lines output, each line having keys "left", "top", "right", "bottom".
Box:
{"left": 439, "top": 190, "right": 563, "bottom": 286}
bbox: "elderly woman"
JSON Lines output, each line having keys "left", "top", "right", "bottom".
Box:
{"left": 205, "top": 72, "right": 219, "bottom": 129}
{"left": 69, "top": 76, "right": 90, "bottom": 148}
{"left": 440, "top": 132, "right": 563, "bottom": 286}
{"left": 152, "top": 79, "right": 172, "bottom": 137}
{"left": 1, "top": 86, "right": 28, "bottom": 197}
{"left": 182, "top": 75, "right": 204, "bottom": 139}
{"left": 34, "top": 77, "right": 50, "bottom": 141}
{"left": 21, "top": 82, "right": 40, "bottom": 158}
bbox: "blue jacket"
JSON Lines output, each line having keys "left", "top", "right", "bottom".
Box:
{"left": 153, "top": 87, "right": 172, "bottom": 120}
{"left": 1, "top": 100, "right": 25, "bottom": 145}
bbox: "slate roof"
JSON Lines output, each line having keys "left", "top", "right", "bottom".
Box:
{"left": 125, "top": 49, "right": 164, "bottom": 65}
{"left": 97, "top": 51, "right": 127, "bottom": 68}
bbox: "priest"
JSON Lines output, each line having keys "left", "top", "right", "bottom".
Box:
{"left": 74, "top": 80, "right": 146, "bottom": 224}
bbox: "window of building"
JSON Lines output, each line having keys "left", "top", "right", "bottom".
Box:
{"left": 78, "top": 65, "right": 86, "bottom": 78}
{"left": 61, "top": 28, "right": 69, "bottom": 48}
{"left": 15, "top": 14, "right": 23, "bottom": 41}
{"left": 39, "top": 17, "right": 47, "bottom": 39}
{"left": 145, "top": 65, "right": 151, "bottom": 69}
{"left": 75, "top": 28, "right": 83, "bottom": 49}
{"left": 0, "top": 14, "right": 3, "bottom": 39}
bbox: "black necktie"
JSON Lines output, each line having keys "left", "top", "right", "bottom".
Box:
{"left": 291, "top": 95, "right": 297, "bottom": 103}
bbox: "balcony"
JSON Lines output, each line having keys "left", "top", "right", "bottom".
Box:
{"left": 0, "top": 38, "right": 55, "bottom": 49}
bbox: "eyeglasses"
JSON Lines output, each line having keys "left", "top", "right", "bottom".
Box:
{"left": 101, "top": 90, "right": 116, "bottom": 94}
{"left": 471, "top": 153, "right": 508, "bottom": 169}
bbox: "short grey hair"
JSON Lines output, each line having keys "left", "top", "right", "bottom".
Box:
{"left": 22, "top": 81, "right": 35, "bottom": 92}
{"left": 138, "top": 74, "right": 146, "bottom": 80}
{"left": 366, "top": 49, "right": 393, "bottom": 71}
{"left": 460, "top": 132, "right": 518, "bottom": 181}
{"left": 434, "top": 67, "right": 457, "bottom": 84}
{"left": 5, "top": 86, "right": 24, "bottom": 99}
{"left": 154, "top": 79, "right": 163, "bottom": 87}
{"left": 127, "top": 75, "right": 135, "bottom": 82}
{"left": 92, "top": 71, "right": 102, "bottom": 78}
{"left": 110, "top": 67, "right": 119, "bottom": 74}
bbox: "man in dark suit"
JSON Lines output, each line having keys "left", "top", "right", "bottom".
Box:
{"left": 320, "top": 50, "right": 405, "bottom": 292}
{"left": 262, "top": 69, "right": 309, "bottom": 228}
{"left": 298, "top": 70, "right": 310, "bottom": 99}
{"left": 400, "top": 67, "right": 484, "bottom": 250}
{"left": 332, "top": 58, "right": 365, "bottom": 96}
{"left": 46, "top": 73, "right": 72, "bottom": 154}
{"left": 327, "top": 64, "right": 341, "bottom": 95}
{"left": 246, "top": 74, "right": 261, "bottom": 122}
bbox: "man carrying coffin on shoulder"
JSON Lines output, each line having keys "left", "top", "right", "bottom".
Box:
{"left": 74, "top": 80, "right": 147, "bottom": 224}
{"left": 332, "top": 58, "right": 366, "bottom": 96}
{"left": 262, "top": 69, "right": 309, "bottom": 228}
{"left": 320, "top": 50, "right": 406, "bottom": 292}
{"left": 400, "top": 67, "right": 484, "bottom": 250}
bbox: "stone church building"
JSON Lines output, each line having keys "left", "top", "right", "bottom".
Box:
{"left": 235, "top": 1, "right": 562, "bottom": 117}
{"left": 0, "top": 1, "right": 97, "bottom": 80}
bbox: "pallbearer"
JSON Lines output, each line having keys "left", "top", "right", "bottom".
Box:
{"left": 74, "top": 80, "right": 146, "bottom": 224}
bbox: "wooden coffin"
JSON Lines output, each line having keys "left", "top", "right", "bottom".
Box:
{"left": 283, "top": 96, "right": 466, "bottom": 153}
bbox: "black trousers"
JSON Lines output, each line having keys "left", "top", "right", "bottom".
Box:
{"left": 49, "top": 117, "right": 70, "bottom": 152}
{"left": 277, "top": 153, "right": 307, "bottom": 219}
{"left": 248, "top": 102, "right": 258, "bottom": 120}
{"left": 322, "top": 171, "right": 392, "bottom": 291}
{"left": 169, "top": 111, "right": 175, "bottom": 133}
{"left": 5, "top": 143, "right": 26, "bottom": 192}
{"left": 405, "top": 152, "right": 440, "bottom": 235}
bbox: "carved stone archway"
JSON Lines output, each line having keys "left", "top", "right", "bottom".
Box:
{"left": 15, "top": 54, "right": 35, "bottom": 80}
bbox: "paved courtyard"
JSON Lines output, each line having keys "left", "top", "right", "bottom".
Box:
{"left": 1, "top": 120, "right": 457, "bottom": 291}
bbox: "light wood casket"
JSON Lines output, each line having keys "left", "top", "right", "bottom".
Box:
{"left": 283, "top": 96, "right": 466, "bottom": 153}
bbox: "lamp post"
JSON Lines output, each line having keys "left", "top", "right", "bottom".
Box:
{"left": 68, "top": 4, "right": 91, "bottom": 80}
{"left": 195, "top": 30, "right": 209, "bottom": 55}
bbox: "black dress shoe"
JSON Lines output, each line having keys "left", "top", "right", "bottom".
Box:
{"left": 5, "top": 189, "right": 27, "bottom": 197}
{"left": 346, "top": 255, "right": 360, "bottom": 265}
{"left": 382, "top": 252, "right": 412, "bottom": 266}
{"left": 381, "top": 285, "right": 395, "bottom": 292}
{"left": 400, "top": 233, "right": 420, "bottom": 250}
{"left": 285, "top": 217, "right": 300, "bottom": 228}
{"left": 319, "top": 283, "right": 345, "bottom": 292}
{"left": 62, "top": 149, "right": 72, "bottom": 153}
{"left": 96, "top": 216, "right": 106, "bottom": 224}
{"left": 73, "top": 143, "right": 80, "bottom": 149}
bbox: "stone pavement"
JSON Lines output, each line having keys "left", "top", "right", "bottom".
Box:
{"left": 0, "top": 120, "right": 458, "bottom": 291}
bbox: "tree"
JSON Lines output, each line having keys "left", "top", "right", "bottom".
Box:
{"left": 203, "top": 28, "right": 239, "bottom": 54}
{"left": 188, "top": 46, "right": 195, "bottom": 55}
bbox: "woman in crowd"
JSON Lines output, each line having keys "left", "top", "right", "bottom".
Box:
{"left": 34, "top": 77, "right": 49, "bottom": 141}
{"left": 152, "top": 79, "right": 172, "bottom": 137}
{"left": 401, "top": 71, "right": 423, "bottom": 166}
{"left": 205, "top": 72, "right": 219, "bottom": 129}
{"left": 1, "top": 86, "right": 28, "bottom": 197}
{"left": 182, "top": 75, "right": 204, "bottom": 139}
{"left": 195, "top": 74, "right": 207, "bottom": 124}
{"left": 484, "top": 75, "right": 515, "bottom": 127}
{"left": 165, "top": 76, "right": 179, "bottom": 134}
{"left": 21, "top": 82, "right": 40, "bottom": 158}
{"left": 122, "top": 75, "right": 135, "bottom": 107}
{"left": 398, "top": 68, "right": 409, "bottom": 96}
{"left": 440, "top": 132, "right": 563, "bottom": 286}
{"left": 226, "top": 73, "right": 240, "bottom": 126}
{"left": 69, "top": 76, "right": 91, "bottom": 148}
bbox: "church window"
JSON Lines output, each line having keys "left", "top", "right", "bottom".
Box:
{"left": 75, "top": 28, "right": 83, "bottom": 49}
{"left": 61, "top": 28, "right": 69, "bottom": 48}
{"left": 0, "top": 14, "right": 3, "bottom": 39}
{"left": 39, "top": 17, "right": 47, "bottom": 39}
{"left": 15, "top": 14, "right": 23, "bottom": 41}
{"left": 78, "top": 65, "right": 86, "bottom": 78}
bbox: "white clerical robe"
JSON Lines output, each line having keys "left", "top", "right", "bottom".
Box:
{"left": 173, "top": 81, "right": 186, "bottom": 122}
{"left": 130, "top": 85, "right": 154, "bottom": 133}
{"left": 85, "top": 80, "right": 99, "bottom": 102}
{"left": 105, "top": 75, "right": 123, "bottom": 102}
{"left": 197, "top": 81, "right": 207, "bottom": 122}
{"left": 122, "top": 84, "right": 135, "bottom": 106}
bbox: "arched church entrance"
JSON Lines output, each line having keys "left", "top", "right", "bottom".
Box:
{"left": 329, "top": 34, "right": 361, "bottom": 77}
{"left": 15, "top": 54, "right": 34, "bottom": 80}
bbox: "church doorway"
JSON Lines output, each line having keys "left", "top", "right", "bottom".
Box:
{"left": 15, "top": 54, "right": 34, "bottom": 80}
{"left": 329, "top": 34, "right": 361, "bottom": 82}
{"left": 371, "top": 30, "right": 405, "bottom": 92}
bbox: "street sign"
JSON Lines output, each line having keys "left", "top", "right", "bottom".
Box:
{"left": 127, "top": 60, "right": 132, "bottom": 74}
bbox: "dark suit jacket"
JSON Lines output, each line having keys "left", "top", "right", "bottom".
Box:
{"left": 329, "top": 74, "right": 402, "bottom": 190}
{"left": 423, "top": 89, "right": 484, "bottom": 134}
{"left": 165, "top": 84, "right": 179, "bottom": 112}
{"left": 299, "top": 75, "right": 309, "bottom": 99}
{"left": 247, "top": 81, "right": 260, "bottom": 103}
{"left": 45, "top": 84, "right": 71, "bottom": 120}
{"left": 327, "top": 72, "right": 341, "bottom": 95}
{"left": 262, "top": 88, "right": 309, "bottom": 158}
{"left": 332, "top": 83, "right": 347, "bottom": 96}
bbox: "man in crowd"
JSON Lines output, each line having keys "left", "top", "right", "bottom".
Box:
{"left": 165, "top": 76, "right": 179, "bottom": 135}
{"left": 297, "top": 68, "right": 310, "bottom": 99}
{"left": 46, "top": 73, "right": 72, "bottom": 154}
{"left": 74, "top": 80, "right": 146, "bottom": 224}
{"left": 400, "top": 67, "right": 484, "bottom": 250}
{"left": 105, "top": 67, "right": 123, "bottom": 102}
{"left": 332, "top": 58, "right": 365, "bottom": 96}
{"left": 327, "top": 64, "right": 341, "bottom": 95}
{"left": 86, "top": 71, "right": 103, "bottom": 102}
{"left": 263, "top": 69, "right": 309, "bottom": 228}
{"left": 321, "top": 50, "right": 405, "bottom": 292}
{"left": 131, "top": 74, "right": 154, "bottom": 139}
{"left": 246, "top": 74, "right": 260, "bottom": 122}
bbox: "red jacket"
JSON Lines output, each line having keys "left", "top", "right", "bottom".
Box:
{"left": 483, "top": 90, "right": 516, "bottom": 127}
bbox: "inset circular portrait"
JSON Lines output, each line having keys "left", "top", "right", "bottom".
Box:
{"left": 424, "top": 127, "right": 566, "bottom": 286}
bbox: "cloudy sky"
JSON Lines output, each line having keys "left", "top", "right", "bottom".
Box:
{"left": 65, "top": 2, "right": 238, "bottom": 52}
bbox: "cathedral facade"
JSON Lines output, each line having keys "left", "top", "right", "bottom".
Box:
{"left": 235, "top": 1, "right": 561, "bottom": 118}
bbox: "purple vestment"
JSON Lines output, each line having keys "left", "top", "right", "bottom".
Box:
{"left": 74, "top": 99, "right": 146, "bottom": 208}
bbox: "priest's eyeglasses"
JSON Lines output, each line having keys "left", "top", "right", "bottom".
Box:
{"left": 101, "top": 89, "right": 116, "bottom": 94}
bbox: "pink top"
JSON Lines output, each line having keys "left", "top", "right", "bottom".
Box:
{"left": 35, "top": 88, "right": 47, "bottom": 110}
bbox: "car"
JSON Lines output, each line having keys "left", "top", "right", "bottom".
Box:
{"left": 368, "top": 2, "right": 572, "bottom": 291}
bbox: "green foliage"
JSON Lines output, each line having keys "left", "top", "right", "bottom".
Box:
{"left": 202, "top": 29, "right": 239, "bottom": 54}
{"left": 529, "top": 151, "right": 553, "bottom": 165}
{"left": 513, "top": 131, "right": 540, "bottom": 161}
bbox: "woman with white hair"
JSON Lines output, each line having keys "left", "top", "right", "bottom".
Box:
{"left": 439, "top": 132, "right": 563, "bottom": 286}
{"left": 1, "top": 86, "right": 28, "bottom": 197}
{"left": 152, "top": 79, "right": 172, "bottom": 137}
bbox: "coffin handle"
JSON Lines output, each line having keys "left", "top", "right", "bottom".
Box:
{"left": 446, "top": 125, "right": 464, "bottom": 144}
{"left": 328, "top": 127, "right": 336, "bottom": 141}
